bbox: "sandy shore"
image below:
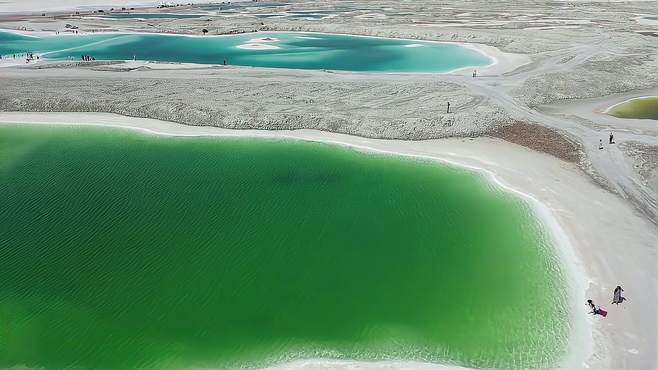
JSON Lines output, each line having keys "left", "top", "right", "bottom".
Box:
{"left": 0, "top": 0, "right": 656, "bottom": 368}
{"left": 0, "top": 0, "right": 249, "bottom": 14}
{"left": 1, "top": 111, "right": 655, "bottom": 369}
{"left": 265, "top": 359, "right": 474, "bottom": 369}
{"left": 1, "top": 0, "right": 655, "bottom": 226}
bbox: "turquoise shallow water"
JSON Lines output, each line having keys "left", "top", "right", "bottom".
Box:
{"left": 0, "top": 31, "right": 492, "bottom": 72}
{"left": 0, "top": 125, "right": 568, "bottom": 369}
{"left": 105, "top": 13, "right": 205, "bottom": 19}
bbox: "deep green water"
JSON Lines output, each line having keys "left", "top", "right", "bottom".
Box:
{"left": 0, "top": 31, "right": 491, "bottom": 72}
{"left": 0, "top": 125, "right": 568, "bottom": 369}
{"left": 607, "top": 96, "right": 658, "bottom": 120}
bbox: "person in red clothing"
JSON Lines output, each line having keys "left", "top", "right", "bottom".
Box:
{"left": 587, "top": 299, "right": 607, "bottom": 316}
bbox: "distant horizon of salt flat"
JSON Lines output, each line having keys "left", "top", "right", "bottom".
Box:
{"left": 0, "top": 0, "right": 249, "bottom": 14}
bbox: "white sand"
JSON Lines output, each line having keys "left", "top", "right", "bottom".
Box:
{"left": 0, "top": 0, "right": 250, "bottom": 14}
{"left": 0, "top": 0, "right": 151, "bottom": 13}
{"left": 236, "top": 43, "right": 281, "bottom": 50}
{"left": 0, "top": 111, "right": 654, "bottom": 369}
{"left": 247, "top": 37, "right": 280, "bottom": 43}
{"left": 265, "top": 359, "right": 473, "bottom": 369}
{"left": 106, "top": 60, "right": 222, "bottom": 69}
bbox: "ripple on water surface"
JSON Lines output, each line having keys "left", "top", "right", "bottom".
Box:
{"left": 0, "top": 125, "right": 568, "bottom": 369}
{"left": 0, "top": 31, "right": 492, "bottom": 72}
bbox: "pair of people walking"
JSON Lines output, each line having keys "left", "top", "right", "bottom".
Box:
{"left": 587, "top": 285, "right": 626, "bottom": 317}
{"left": 599, "top": 132, "right": 615, "bottom": 149}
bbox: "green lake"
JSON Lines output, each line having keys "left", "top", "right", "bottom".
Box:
{"left": 607, "top": 96, "right": 658, "bottom": 120}
{"left": 0, "top": 125, "right": 568, "bottom": 369}
{"left": 0, "top": 31, "right": 492, "bottom": 72}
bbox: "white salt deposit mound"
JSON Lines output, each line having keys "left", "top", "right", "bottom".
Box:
{"left": 236, "top": 43, "right": 280, "bottom": 50}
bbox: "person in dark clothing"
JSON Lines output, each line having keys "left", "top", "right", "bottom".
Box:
{"left": 609, "top": 132, "right": 615, "bottom": 144}
{"left": 447, "top": 102, "right": 451, "bottom": 113}
{"left": 612, "top": 286, "right": 626, "bottom": 304}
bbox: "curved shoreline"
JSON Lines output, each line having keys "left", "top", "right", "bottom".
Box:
{"left": 264, "top": 358, "right": 475, "bottom": 369}
{"left": 0, "top": 0, "right": 655, "bottom": 366}
{"left": 0, "top": 28, "right": 529, "bottom": 75}
{"left": 603, "top": 95, "right": 658, "bottom": 114}
{"left": 0, "top": 111, "right": 606, "bottom": 369}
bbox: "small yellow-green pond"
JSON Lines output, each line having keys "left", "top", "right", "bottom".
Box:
{"left": 607, "top": 96, "right": 658, "bottom": 120}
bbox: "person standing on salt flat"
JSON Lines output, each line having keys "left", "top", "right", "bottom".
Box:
{"left": 612, "top": 286, "right": 626, "bottom": 304}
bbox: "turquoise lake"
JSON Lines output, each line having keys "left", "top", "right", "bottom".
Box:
{"left": 105, "top": 13, "right": 206, "bottom": 19}
{"left": 0, "top": 31, "right": 492, "bottom": 72}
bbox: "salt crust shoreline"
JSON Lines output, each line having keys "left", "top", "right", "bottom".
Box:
{"left": 603, "top": 95, "right": 658, "bottom": 113}
{"left": 5, "top": 111, "right": 650, "bottom": 369}
{"left": 0, "top": 28, "right": 530, "bottom": 75}
{"left": 0, "top": 0, "right": 252, "bottom": 14}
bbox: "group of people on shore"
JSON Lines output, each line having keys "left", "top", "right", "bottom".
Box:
{"left": 0, "top": 52, "right": 39, "bottom": 63}
{"left": 0, "top": 52, "right": 38, "bottom": 61}
{"left": 587, "top": 285, "right": 626, "bottom": 317}
{"left": 81, "top": 55, "right": 96, "bottom": 61}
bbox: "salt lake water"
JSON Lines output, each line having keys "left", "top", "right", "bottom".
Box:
{"left": 106, "top": 12, "right": 206, "bottom": 19}
{"left": 607, "top": 96, "right": 658, "bottom": 120}
{"left": 0, "top": 30, "right": 492, "bottom": 72}
{"left": 0, "top": 125, "right": 568, "bottom": 369}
